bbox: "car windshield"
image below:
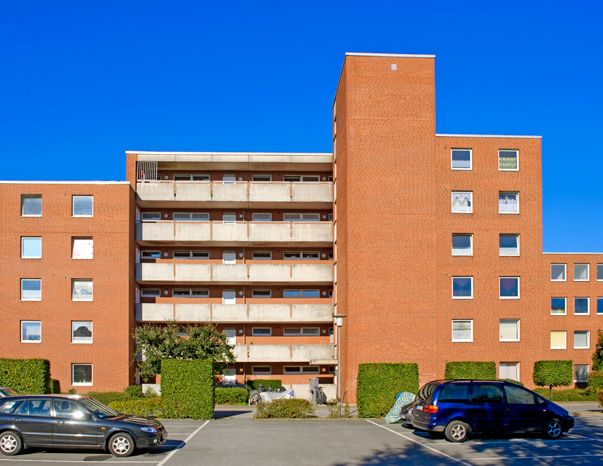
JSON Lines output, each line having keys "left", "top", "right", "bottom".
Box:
{"left": 79, "top": 397, "right": 120, "bottom": 419}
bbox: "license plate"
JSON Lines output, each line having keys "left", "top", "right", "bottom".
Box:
{"left": 416, "top": 405, "right": 423, "bottom": 411}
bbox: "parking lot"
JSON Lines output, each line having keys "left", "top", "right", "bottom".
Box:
{"left": 1, "top": 411, "right": 603, "bottom": 465}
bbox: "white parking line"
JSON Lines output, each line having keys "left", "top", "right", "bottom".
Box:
{"left": 156, "top": 420, "right": 210, "bottom": 466}
{"left": 366, "top": 420, "right": 472, "bottom": 466}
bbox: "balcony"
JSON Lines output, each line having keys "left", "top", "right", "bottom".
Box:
{"left": 136, "top": 261, "right": 333, "bottom": 284}
{"left": 137, "top": 221, "right": 333, "bottom": 246}
{"left": 136, "top": 181, "right": 333, "bottom": 208}
{"left": 136, "top": 302, "right": 334, "bottom": 323}
{"left": 234, "top": 344, "right": 336, "bottom": 363}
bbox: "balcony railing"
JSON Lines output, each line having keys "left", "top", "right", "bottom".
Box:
{"left": 136, "top": 181, "right": 333, "bottom": 204}
{"left": 137, "top": 221, "right": 333, "bottom": 244}
{"left": 233, "top": 344, "right": 336, "bottom": 363}
{"left": 136, "top": 261, "right": 333, "bottom": 283}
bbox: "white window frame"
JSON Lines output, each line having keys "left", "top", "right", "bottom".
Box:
{"left": 499, "top": 276, "right": 520, "bottom": 300}
{"left": 21, "top": 194, "right": 42, "bottom": 217}
{"left": 550, "top": 331, "right": 567, "bottom": 350}
{"left": 141, "top": 250, "right": 162, "bottom": 259}
{"left": 451, "top": 191, "right": 473, "bottom": 214}
{"left": 141, "top": 212, "right": 161, "bottom": 222}
{"left": 550, "top": 297, "right": 567, "bottom": 316}
{"left": 71, "top": 321, "right": 93, "bottom": 344}
{"left": 450, "top": 149, "right": 472, "bottom": 171}
{"left": 499, "top": 234, "right": 520, "bottom": 257}
{"left": 252, "top": 174, "right": 272, "bottom": 182}
{"left": 172, "top": 288, "right": 210, "bottom": 298}
{"left": 499, "top": 362, "right": 520, "bottom": 382}
{"left": 252, "top": 327, "right": 272, "bottom": 336}
{"left": 252, "top": 289, "right": 272, "bottom": 298}
{"left": 71, "top": 363, "right": 93, "bottom": 386}
{"left": 222, "top": 251, "right": 237, "bottom": 265}
{"left": 573, "top": 364, "right": 589, "bottom": 383}
{"left": 252, "top": 251, "right": 272, "bottom": 260}
{"left": 173, "top": 173, "right": 210, "bottom": 181}
{"left": 574, "top": 297, "right": 590, "bottom": 315}
{"left": 597, "top": 264, "right": 603, "bottom": 281}
{"left": 283, "top": 175, "right": 320, "bottom": 182}
{"left": 252, "top": 212, "right": 272, "bottom": 222}
{"left": 452, "top": 234, "right": 473, "bottom": 256}
{"left": 283, "top": 327, "right": 320, "bottom": 336}
{"left": 174, "top": 212, "right": 210, "bottom": 222}
{"left": 451, "top": 320, "right": 473, "bottom": 343}
{"left": 498, "top": 192, "right": 520, "bottom": 214}
{"left": 284, "top": 251, "right": 321, "bottom": 260}
{"left": 222, "top": 289, "right": 236, "bottom": 304}
{"left": 71, "top": 237, "right": 93, "bottom": 260}
{"left": 573, "top": 331, "right": 590, "bottom": 350}
{"left": 598, "top": 297, "right": 603, "bottom": 315}
{"left": 72, "top": 279, "right": 93, "bottom": 302}
{"left": 283, "top": 213, "right": 321, "bottom": 222}
{"left": 251, "top": 366, "right": 272, "bottom": 375}
{"left": 451, "top": 276, "right": 473, "bottom": 299}
{"left": 21, "top": 236, "right": 42, "bottom": 259}
{"left": 20, "top": 320, "right": 42, "bottom": 343}
{"left": 284, "top": 366, "right": 320, "bottom": 374}
{"left": 222, "top": 213, "right": 237, "bottom": 223}
{"left": 499, "top": 319, "right": 520, "bottom": 342}
{"left": 498, "top": 149, "right": 519, "bottom": 172}
{"left": 550, "top": 264, "right": 567, "bottom": 281}
{"left": 21, "top": 278, "right": 42, "bottom": 301}
{"left": 574, "top": 263, "right": 590, "bottom": 282}
{"left": 72, "top": 195, "right": 94, "bottom": 217}
{"left": 141, "top": 288, "right": 161, "bottom": 298}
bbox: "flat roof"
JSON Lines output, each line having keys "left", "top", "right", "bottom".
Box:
{"left": 126, "top": 151, "right": 332, "bottom": 156}
{"left": 0, "top": 181, "right": 129, "bottom": 185}
{"left": 543, "top": 252, "right": 603, "bottom": 255}
{"left": 436, "top": 133, "right": 542, "bottom": 139}
{"left": 346, "top": 52, "right": 435, "bottom": 58}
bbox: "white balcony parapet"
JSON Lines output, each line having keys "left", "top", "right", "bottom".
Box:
{"left": 237, "top": 344, "right": 336, "bottom": 363}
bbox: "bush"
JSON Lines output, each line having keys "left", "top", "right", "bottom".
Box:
{"left": 255, "top": 399, "right": 315, "bottom": 419}
{"left": 124, "top": 385, "right": 143, "bottom": 398}
{"left": 87, "top": 392, "right": 130, "bottom": 404}
{"left": 599, "top": 390, "right": 603, "bottom": 407}
{"left": 445, "top": 362, "right": 496, "bottom": 380}
{"left": 589, "top": 371, "right": 603, "bottom": 390}
{"left": 534, "top": 388, "right": 598, "bottom": 402}
{"left": 162, "top": 359, "right": 214, "bottom": 419}
{"left": 533, "top": 360, "right": 573, "bottom": 398}
{"left": 0, "top": 358, "right": 50, "bottom": 393}
{"left": 247, "top": 379, "right": 283, "bottom": 390}
{"left": 215, "top": 387, "right": 248, "bottom": 405}
{"left": 108, "top": 398, "right": 164, "bottom": 417}
{"left": 356, "top": 363, "right": 419, "bottom": 418}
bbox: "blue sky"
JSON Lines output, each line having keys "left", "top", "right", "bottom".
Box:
{"left": 1, "top": 1, "right": 602, "bottom": 251}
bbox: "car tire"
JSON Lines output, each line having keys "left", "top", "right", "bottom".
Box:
{"left": 444, "top": 420, "right": 470, "bottom": 442}
{"left": 542, "top": 418, "right": 563, "bottom": 440}
{"left": 0, "top": 431, "right": 23, "bottom": 456}
{"left": 108, "top": 432, "right": 135, "bottom": 457}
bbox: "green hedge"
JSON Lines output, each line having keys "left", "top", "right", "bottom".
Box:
{"left": 247, "top": 379, "right": 283, "bottom": 390}
{"left": 255, "top": 399, "right": 315, "bottom": 419}
{"left": 161, "top": 359, "right": 214, "bottom": 419}
{"left": 534, "top": 388, "right": 598, "bottom": 402}
{"left": 0, "top": 358, "right": 50, "bottom": 393}
{"left": 445, "top": 362, "right": 496, "bottom": 380}
{"left": 215, "top": 387, "right": 248, "bottom": 405}
{"left": 533, "top": 360, "right": 573, "bottom": 389}
{"left": 588, "top": 371, "right": 603, "bottom": 390}
{"left": 357, "top": 363, "right": 419, "bottom": 418}
{"left": 108, "top": 398, "right": 164, "bottom": 417}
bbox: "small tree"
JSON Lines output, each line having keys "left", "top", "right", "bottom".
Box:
{"left": 592, "top": 331, "right": 603, "bottom": 371}
{"left": 533, "top": 360, "right": 573, "bottom": 399}
{"left": 134, "top": 323, "right": 235, "bottom": 380}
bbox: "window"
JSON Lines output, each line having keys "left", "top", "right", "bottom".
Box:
{"left": 451, "top": 191, "right": 473, "bottom": 213}
{"left": 222, "top": 251, "right": 236, "bottom": 264}
{"left": 452, "top": 277, "right": 473, "bottom": 299}
{"left": 284, "top": 251, "right": 320, "bottom": 260}
{"left": 21, "top": 279, "right": 41, "bottom": 301}
{"left": 252, "top": 212, "right": 272, "bottom": 222}
{"left": 283, "top": 213, "right": 321, "bottom": 222}
{"left": 173, "top": 250, "right": 210, "bottom": 260}
{"left": 283, "top": 289, "right": 320, "bottom": 298}
{"left": 222, "top": 290, "right": 236, "bottom": 304}
{"left": 499, "top": 192, "right": 519, "bottom": 214}
{"left": 598, "top": 264, "right": 603, "bottom": 281}
{"left": 284, "top": 175, "right": 320, "bottom": 182}
{"left": 21, "top": 321, "right": 41, "bottom": 343}
{"left": 499, "top": 150, "right": 519, "bottom": 171}
{"left": 174, "top": 173, "right": 210, "bottom": 181}
{"left": 598, "top": 297, "right": 603, "bottom": 315}
{"left": 574, "top": 263, "right": 590, "bottom": 281}
{"left": 174, "top": 212, "right": 210, "bottom": 222}
{"left": 72, "top": 195, "right": 93, "bottom": 217}
{"left": 173, "top": 288, "right": 209, "bottom": 298}
{"left": 452, "top": 320, "right": 473, "bottom": 342}
{"left": 223, "top": 174, "right": 236, "bottom": 183}
{"left": 252, "top": 174, "right": 272, "bottom": 182}
{"left": 252, "top": 251, "right": 272, "bottom": 260}
{"left": 72, "top": 321, "right": 93, "bottom": 344}
{"left": 499, "top": 319, "right": 520, "bottom": 342}
{"left": 499, "top": 277, "right": 520, "bottom": 299}
{"left": 499, "top": 234, "right": 520, "bottom": 256}
{"left": 499, "top": 362, "right": 520, "bottom": 382}
{"left": 451, "top": 149, "right": 472, "bottom": 170}
{"left": 551, "top": 264, "right": 566, "bottom": 281}
{"left": 53, "top": 399, "right": 89, "bottom": 419}
{"left": 452, "top": 234, "right": 472, "bottom": 256}
{"left": 438, "top": 383, "right": 470, "bottom": 402}
{"left": 471, "top": 384, "right": 503, "bottom": 403}
{"left": 252, "top": 366, "right": 272, "bottom": 375}
{"left": 252, "top": 289, "right": 272, "bottom": 298}
{"left": 72, "top": 364, "right": 93, "bottom": 386}
{"left": 574, "top": 331, "right": 590, "bottom": 349}
{"left": 141, "top": 288, "right": 161, "bottom": 298}
{"left": 505, "top": 386, "right": 536, "bottom": 405}
{"left": 17, "top": 399, "right": 51, "bottom": 417}
{"left": 574, "top": 364, "right": 589, "bottom": 383}
{"left": 252, "top": 327, "right": 272, "bottom": 336}
{"left": 574, "top": 297, "right": 590, "bottom": 315}
{"left": 550, "top": 297, "right": 567, "bottom": 315}
{"left": 141, "top": 250, "right": 161, "bottom": 259}
{"left": 284, "top": 366, "right": 320, "bottom": 374}
{"left": 222, "top": 213, "right": 237, "bottom": 223}
{"left": 72, "top": 279, "right": 93, "bottom": 301}
{"left": 550, "top": 331, "right": 567, "bottom": 349}
{"left": 141, "top": 212, "right": 161, "bottom": 222}
{"left": 21, "top": 237, "right": 42, "bottom": 259}
{"left": 21, "top": 194, "right": 42, "bottom": 216}
{"left": 283, "top": 327, "right": 320, "bottom": 336}
{"left": 72, "top": 238, "right": 93, "bottom": 259}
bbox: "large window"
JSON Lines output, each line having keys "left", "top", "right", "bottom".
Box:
{"left": 499, "top": 234, "right": 520, "bottom": 256}
{"left": 174, "top": 212, "right": 210, "bottom": 222}
{"left": 72, "top": 238, "right": 93, "bottom": 259}
{"left": 498, "top": 150, "right": 519, "bottom": 171}
{"left": 252, "top": 289, "right": 272, "bottom": 298}
{"left": 284, "top": 366, "right": 320, "bottom": 374}
{"left": 252, "top": 251, "right": 272, "bottom": 260}
{"left": 574, "top": 297, "right": 590, "bottom": 315}
{"left": 72, "top": 321, "right": 93, "bottom": 344}
{"left": 551, "top": 264, "right": 566, "bottom": 281}
{"left": 21, "top": 194, "right": 42, "bottom": 217}
{"left": 174, "top": 173, "right": 210, "bottom": 181}
{"left": 452, "top": 234, "right": 473, "bottom": 256}
{"left": 252, "top": 327, "right": 272, "bottom": 336}
{"left": 452, "top": 277, "right": 473, "bottom": 299}
{"left": 451, "top": 191, "right": 473, "bottom": 213}
{"left": 284, "top": 175, "right": 320, "bottom": 182}
{"left": 252, "top": 174, "right": 272, "bottom": 182}
{"left": 499, "top": 192, "right": 519, "bottom": 214}
{"left": 173, "top": 288, "right": 209, "bottom": 298}
{"left": 72, "top": 279, "right": 93, "bottom": 301}
{"left": 598, "top": 264, "right": 603, "bottom": 281}
{"left": 574, "top": 331, "right": 590, "bottom": 349}
{"left": 21, "top": 237, "right": 42, "bottom": 259}
{"left": 284, "top": 251, "right": 320, "bottom": 260}
{"left": 283, "top": 289, "right": 321, "bottom": 298}
{"left": 499, "top": 319, "right": 520, "bottom": 342}
{"left": 452, "top": 320, "right": 473, "bottom": 342}
{"left": 252, "top": 213, "right": 272, "bottom": 222}
{"left": 72, "top": 195, "right": 93, "bottom": 217}
{"left": 141, "top": 212, "right": 161, "bottom": 222}
{"left": 499, "top": 362, "right": 520, "bottom": 382}
{"left": 72, "top": 364, "right": 93, "bottom": 386}
{"left": 283, "top": 327, "right": 320, "bottom": 336}
{"left": 598, "top": 297, "right": 603, "bottom": 315}
{"left": 574, "top": 364, "right": 589, "bottom": 383}
{"left": 21, "top": 321, "right": 41, "bottom": 343}
{"left": 499, "top": 277, "right": 520, "bottom": 299}
{"left": 574, "top": 264, "right": 590, "bottom": 281}
{"left": 251, "top": 366, "right": 272, "bottom": 375}
{"left": 173, "top": 250, "right": 210, "bottom": 260}
{"left": 21, "top": 278, "right": 41, "bottom": 301}
{"left": 451, "top": 149, "right": 472, "bottom": 170}
{"left": 550, "top": 331, "right": 567, "bottom": 350}
{"left": 283, "top": 213, "right": 321, "bottom": 222}
{"left": 550, "top": 297, "right": 567, "bottom": 315}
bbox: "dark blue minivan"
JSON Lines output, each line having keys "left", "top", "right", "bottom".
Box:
{"left": 412, "top": 380, "right": 574, "bottom": 442}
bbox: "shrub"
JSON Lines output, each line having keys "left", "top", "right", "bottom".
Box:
{"left": 162, "top": 359, "right": 214, "bottom": 419}
{"left": 533, "top": 360, "right": 573, "bottom": 398}
{"left": 124, "top": 385, "right": 143, "bottom": 398}
{"left": 108, "top": 398, "right": 164, "bottom": 417}
{"left": 215, "top": 387, "right": 248, "bottom": 405}
{"left": 445, "top": 361, "right": 496, "bottom": 380}
{"left": 247, "top": 379, "right": 283, "bottom": 390}
{"left": 589, "top": 371, "right": 603, "bottom": 390}
{"left": 87, "top": 392, "right": 130, "bottom": 404}
{"left": 534, "top": 388, "right": 598, "bottom": 402}
{"left": 255, "top": 399, "right": 315, "bottom": 419}
{"left": 327, "top": 401, "right": 351, "bottom": 418}
{"left": 0, "top": 358, "right": 50, "bottom": 393}
{"left": 356, "top": 363, "right": 419, "bottom": 418}
{"left": 599, "top": 389, "right": 603, "bottom": 407}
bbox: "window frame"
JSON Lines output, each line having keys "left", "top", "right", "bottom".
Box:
{"left": 252, "top": 327, "right": 272, "bottom": 336}
{"left": 251, "top": 366, "right": 272, "bottom": 375}
{"left": 283, "top": 366, "right": 320, "bottom": 374}
{"left": 72, "top": 195, "right": 94, "bottom": 218}
{"left": 141, "top": 212, "right": 161, "bottom": 222}
{"left": 451, "top": 191, "right": 473, "bottom": 214}
{"left": 451, "top": 276, "right": 473, "bottom": 300}
{"left": 283, "top": 289, "right": 321, "bottom": 298}
{"left": 499, "top": 319, "right": 520, "bottom": 342}
{"left": 451, "top": 319, "right": 473, "bottom": 343}
{"left": 450, "top": 148, "right": 473, "bottom": 171}
{"left": 252, "top": 251, "right": 272, "bottom": 260}
{"left": 498, "top": 362, "right": 520, "bottom": 382}
{"left": 498, "top": 191, "right": 520, "bottom": 215}
{"left": 172, "top": 288, "right": 210, "bottom": 298}
{"left": 252, "top": 212, "right": 272, "bottom": 222}
{"left": 550, "top": 330, "right": 567, "bottom": 350}
{"left": 574, "top": 297, "right": 590, "bottom": 316}
{"left": 597, "top": 297, "right": 603, "bottom": 315}
{"left": 573, "top": 364, "right": 589, "bottom": 383}
{"left": 141, "top": 250, "right": 162, "bottom": 260}
{"left": 141, "top": 288, "right": 161, "bottom": 298}
{"left": 252, "top": 174, "right": 272, "bottom": 182}
{"left": 21, "top": 236, "right": 42, "bottom": 259}
{"left": 20, "top": 320, "right": 42, "bottom": 343}
{"left": 283, "top": 327, "right": 320, "bottom": 336}
{"left": 499, "top": 276, "right": 520, "bottom": 300}
{"left": 498, "top": 149, "right": 519, "bottom": 172}
{"left": 71, "top": 363, "right": 93, "bottom": 386}
{"left": 573, "top": 330, "right": 590, "bottom": 350}
{"left": 550, "top": 264, "right": 567, "bottom": 282}
{"left": 597, "top": 264, "right": 603, "bottom": 281}
{"left": 251, "top": 289, "right": 272, "bottom": 298}
{"left": 71, "top": 321, "right": 93, "bottom": 344}
{"left": 21, "top": 194, "right": 42, "bottom": 217}
{"left": 72, "top": 279, "right": 93, "bottom": 302}
{"left": 550, "top": 297, "right": 567, "bottom": 316}
{"left": 451, "top": 234, "right": 473, "bottom": 257}
{"left": 499, "top": 234, "right": 520, "bottom": 257}
{"left": 574, "top": 263, "right": 590, "bottom": 282}
{"left": 21, "top": 278, "right": 42, "bottom": 301}
{"left": 71, "top": 237, "right": 93, "bottom": 260}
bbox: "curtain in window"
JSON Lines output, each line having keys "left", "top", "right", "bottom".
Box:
{"left": 550, "top": 331, "right": 566, "bottom": 349}
{"left": 499, "top": 193, "right": 518, "bottom": 212}
{"left": 22, "top": 322, "right": 41, "bottom": 341}
{"left": 499, "top": 320, "right": 519, "bottom": 340}
{"left": 499, "top": 151, "right": 518, "bottom": 170}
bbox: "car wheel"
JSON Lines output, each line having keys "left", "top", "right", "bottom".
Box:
{"left": 543, "top": 418, "right": 563, "bottom": 439}
{"left": 108, "top": 432, "right": 135, "bottom": 457}
{"left": 444, "top": 420, "right": 470, "bottom": 442}
{"left": 0, "top": 431, "right": 23, "bottom": 456}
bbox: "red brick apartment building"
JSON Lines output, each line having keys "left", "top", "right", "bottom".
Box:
{"left": 1, "top": 53, "right": 601, "bottom": 401}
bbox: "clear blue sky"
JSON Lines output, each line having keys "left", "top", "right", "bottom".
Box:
{"left": 1, "top": 1, "right": 602, "bottom": 251}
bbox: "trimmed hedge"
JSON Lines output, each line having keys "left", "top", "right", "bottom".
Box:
{"left": 247, "top": 379, "right": 283, "bottom": 390}
{"left": 0, "top": 358, "right": 50, "bottom": 393}
{"left": 533, "top": 360, "right": 573, "bottom": 389}
{"left": 445, "top": 362, "right": 496, "bottom": 380}
{"left": 534, "top": 388, "right": 598, "bottom": 402}
{"left": 108, "top": 398, "right": 164, "bottom": 417}
{"left": 215, "top": 387, "right": 248, "bottom": 405}
{"left": 162, "top": 359, "right": 214, "bottom": 419}
{"left": 588, "top": 371, "right": 603, "bottom": 390}
{"left": 255, "top": 399, "right": 315, "bottom": 419}
{"left": 357, "top": 363, "right": 419, "bottom": 418}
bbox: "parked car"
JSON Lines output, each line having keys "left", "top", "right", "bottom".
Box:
{"left": 0, "top": 395, "right": 166, "bottom": 457}
{"left": 412, "top": 380, "right": 574, "bottom": 442}
{"left": 0, "top": 388, "right": 18, "bottom": 398}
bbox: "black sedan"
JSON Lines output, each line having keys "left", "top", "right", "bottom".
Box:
{"left": 0, "top": 395, "right": 166, "bottom": 457}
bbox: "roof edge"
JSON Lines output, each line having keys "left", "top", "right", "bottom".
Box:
{"left": 436, "top": 133, "right": 542, "bottom": 139}
{"left": 126, "top": 151, "right": 333, "bottom": 156}
{"left": 346, "top": 52, "right": 435, "bottom": 58}
{"left": 0, "top": 181, "right": 129, "bottom": 185}
{"left": 543, "top": 252, "right": 603, "bottom": 255}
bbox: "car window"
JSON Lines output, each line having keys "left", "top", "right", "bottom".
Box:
{"left": 0, "top": 399, "right": 22, "bottom": 414}
{"left": 504, "top": 385, "right": 536, "bottom": 405}
{"left": 18, "top": 399, "right": 51, "bottom": 416}
{"left": 418, "top": 383, "right": 439, "bottom": 402}
{"left": 438, "top": 383, "right": 470, "bottom": 403}
{"left": 53, "top": 399, "right": 88, "bottom": 419}
{"left": 471, "top": 384, "right": 504, "bottom": 403}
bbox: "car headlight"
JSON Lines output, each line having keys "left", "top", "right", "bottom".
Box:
{"left": 141, "top": 426, "right": 158, "bottom": 434}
